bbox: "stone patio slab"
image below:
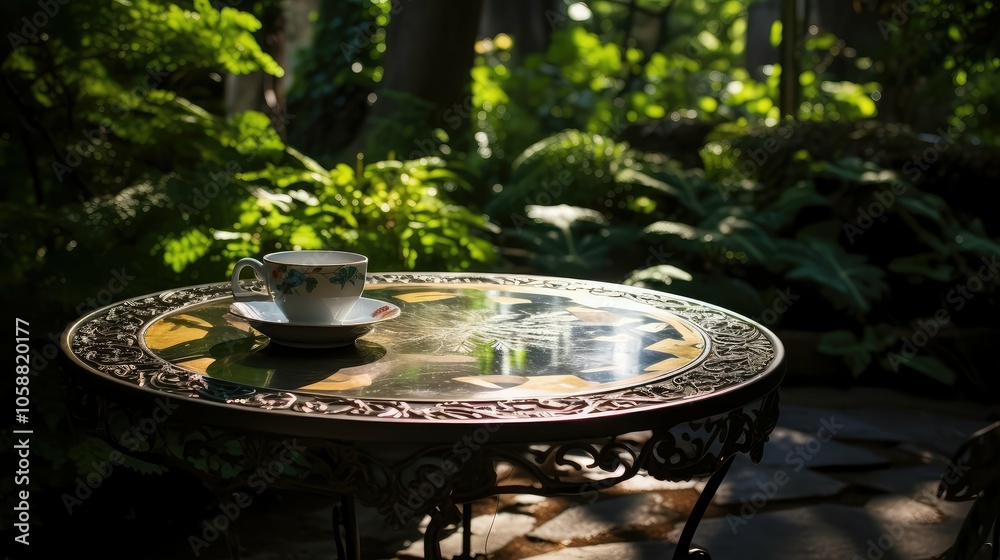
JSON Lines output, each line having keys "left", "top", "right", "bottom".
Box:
{"left": 757, "top": 427, "right": 888, "bottom": 468}
{"left": 522, "top": 541, "right": 676, "bottom": 559}
{"left": 667, "top": 502, "right": 963, "bottom": 560}
{"left": 397, "top": 512, "right": 535, "bottom": 559}
{"left": 700, "top": 456, "right": 847, "bottom": 505}
{"left": 528, "top": 493, "right": 680, "bottom": 544}
{"left": 775, "top": 404, "right": 909, "bottom": 441}
{"left": 843, "top": 409, "right": 992, "bottom": 456}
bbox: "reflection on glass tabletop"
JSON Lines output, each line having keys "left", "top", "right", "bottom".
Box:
{"left": 142, "top": 283, "right": 708, "bottom": 402}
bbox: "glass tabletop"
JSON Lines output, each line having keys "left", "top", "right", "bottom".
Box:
{"left": 141, "top": 283, "right": 708, "bottom": 402}
{"left": 63, "top": 274, "right": 782, "bottom": 436}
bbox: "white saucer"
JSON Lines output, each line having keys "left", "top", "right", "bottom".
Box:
{"left": 228, "top": 297, "right": 400, "bottom": 348}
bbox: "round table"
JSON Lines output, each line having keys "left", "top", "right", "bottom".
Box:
{"left": 62, "top": 273, "right": 784, "bottom": 559}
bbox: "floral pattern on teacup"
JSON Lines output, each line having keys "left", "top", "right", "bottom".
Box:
{"left": 329, "top": 266, "right": 362, "bottom": 288}
{"left": 274, "top": 266, "right": 319, "bottom": 295}
{"left": 273, "top": 265, "right": 361, "bottom": 295}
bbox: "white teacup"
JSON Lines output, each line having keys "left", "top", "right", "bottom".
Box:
{"left": 231, "top": 250, "right": 368, "bottom": 324}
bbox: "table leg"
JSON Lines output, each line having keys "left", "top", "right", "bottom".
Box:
{"left": 672, "top": 455, "right": 735, "bottom": 560}
{"left": 220, "top": 492, "right": 243, "bottom": 560}
{"left": 424, "top": 503, "right": 463, "bottom": 560}
{"left": 459, "top": 504, "right": 473, "bottom": 559}
{"left": 225, "top": 514, "right": 241, "bottom": 560}
{"left": 424, "top": 509, "right": 446, "bottom": 560}
{"left": 992, "top": 516, "right": 999, "bottom": 560}
{"left": 331, "top": 495, "right": 360, "bottom": 560}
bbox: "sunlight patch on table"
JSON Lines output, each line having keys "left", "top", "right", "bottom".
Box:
{"left": 144, "top": 314, "right": 212, "bottom": 350}
{"left": 489, "top": 296, "right": 533, "bottom": 305}
{"left": 645, "top": 338, "right": 704, "bottom": 360}
{"left": 566, "top": 307, "right": 643, "bottom": 326}
{"left": 176, "top": 357, "right": 214, "bottom": 374}
{"left": 393, "top": 291, "right": 459, "bottom": 303}
{"left": 591, "top": 333, "right": 635, "bottom": 343}
{"left": 301, "top": 373, "right": 373, "bottom": 391}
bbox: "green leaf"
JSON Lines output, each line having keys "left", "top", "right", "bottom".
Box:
{"left": 625, "top": 264, "right": 694, "bottom": 286}
{"left": 894, "top": 355, "right": 958, "bottom": 385}
{"left": 817, "top": 329, "right": 870, "bottom": 376}
{"left": 162, "top": 228, "right": 213, "bottom": 273}
{"left": 888, "top": 254, "right": 954, "bottom": 282}
{"left": 819, "top": 157, "right": 885, "bottom": 183}
{"left": 756, "top": 181, "right": 828, "bottom": 229}
{"left": 896, "top": 193, "right": 946, "bottom": 223}
{"left": 615, "top": 168, "right": 682, "bottom": 198}
{"left": 644, "top": 221, "right": 700, "bottom": 240}
{"left": 778, "top": 238, "right": 889, "bottom": 316}
{"left": 954, "top": 229, "right": 1000, "bottom": 257}
{"left": 708, "top": 214, "right": 776, "bottom": 266}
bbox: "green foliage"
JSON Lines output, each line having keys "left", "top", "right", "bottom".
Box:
{"left": 2, "top": 0, "right": 493, "bottom": 325}
{"left": 776, "top": 237, "right": 889, "bottom": 318}
{"left": 489, "top": 123, "right": 996, "bottom": 383}
{"left": 285, "top": 0, "right": 390, "bottom": 160}
{"left": 870, "top": 0, "right": 1000, "bottom": 141}
{"left": 818, "top": 327, "right": 898, "bottom": 378}
{"left": 237, "top": 150, "right": 495, "bottom": 270}
{"left": 487, "top": 129, "right": 648, "bottom": 216}
{"left": 468, "top": 3, "right": 885, "bottom": 179}
{"left": 502, "top": 203, "right": 641, "bottom": 277}
{"left": 1, "top": 0, "right": 287, "bottom": 324}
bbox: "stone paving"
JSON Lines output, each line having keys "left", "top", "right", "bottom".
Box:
{"left": 206, "top": 386, "right": 998, "bottom": 560}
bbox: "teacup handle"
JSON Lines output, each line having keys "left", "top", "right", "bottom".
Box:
{"left": 231, "top": 258, "right": 270, "bottom": 301}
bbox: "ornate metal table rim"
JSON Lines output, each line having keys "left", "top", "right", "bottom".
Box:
{"left": 62, "top": 274, "right": 784, "bottom": 440}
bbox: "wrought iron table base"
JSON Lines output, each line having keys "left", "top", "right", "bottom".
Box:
{"left": 332, "top": 495, "right": 360, "bottom": 560}
{"left": 376, "top": 455, "right": 738, "bottom": 560}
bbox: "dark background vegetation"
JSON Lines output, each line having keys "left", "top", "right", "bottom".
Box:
{"left": 1, "top": 0, "right": 998, "bottom": 557}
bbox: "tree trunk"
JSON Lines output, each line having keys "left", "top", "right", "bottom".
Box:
{"left": 345, "top": 0, "right": 484, "bottom": 157}
{"left": 479, "top": 0, "right": 559, "bottom": 61}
